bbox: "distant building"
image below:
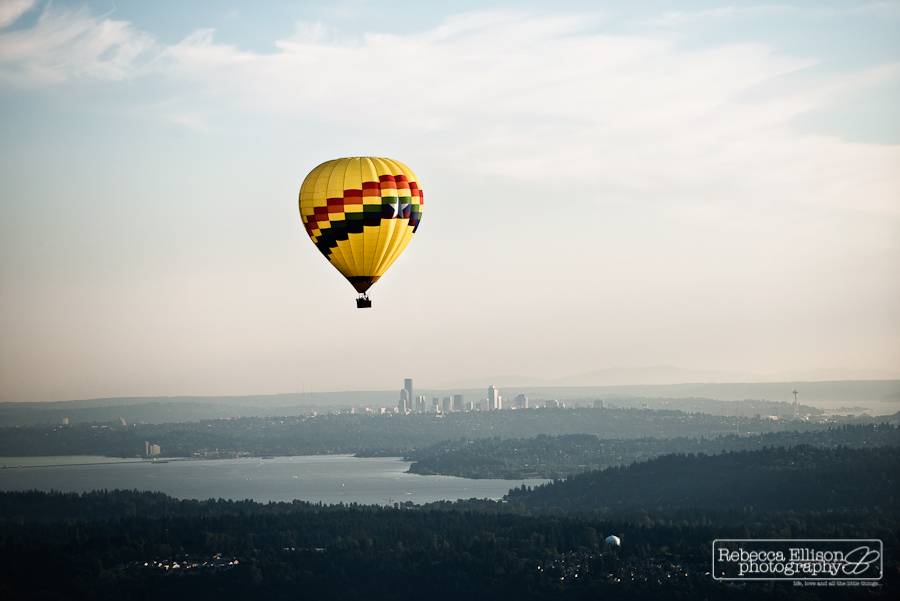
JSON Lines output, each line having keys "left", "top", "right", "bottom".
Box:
{"left": 415, "top": 395, "right": 427, "bottom": 413}
{"left": 404, "top": 378, "right": 414, "bottom": 407}
{"left": 396, "top": 378, "right": 415, "bottom": 414}
{"left": 593, "top": 400, "right": 604, "bottom": 409}
{"left": 452, "top": 394, "right": 465, "bottom": 412}
{"left": 464, "top": 400, "right": 474, "bottom": 412}
{"left": 62, "top": 417, "right": 70, "bottom": 426}
{"left": 544, "top": 399, "right": 560, "bottom": 409}
{"left": 442, "top": 396, "right": 452, "bottom": 414}
{"left": 119, "top": 417, "right": 128, "bottom": 427}
{"left": 487, "top": 385, "right": 502, "bottom": 410}
{"left": 431, "top": 396, "right": 441, "bottom": 413}
{"left": 398, "top": 389, "right": 411, "bottom": 414}
{"left": 145, "top": 441, "right": 161, "bottom": 457}
{"left": 513, "top": 394, "right": 529, "bottom": 409}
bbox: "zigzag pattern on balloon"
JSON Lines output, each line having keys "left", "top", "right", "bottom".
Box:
{"left": 302, "top": 174, "right": 423, "bottom": 258}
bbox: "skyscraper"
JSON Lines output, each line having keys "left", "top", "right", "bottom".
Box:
{"left": 398, "top": 388, "right": 411, "bottom": 414}
{"left": 404, "top": 378, "right": 413, "bottom": 407}
{"left": 452, "top": 394, "right": 465, "bottom": 412}
{"left": 487, "top": 385, "right": 502, "bottom": 410}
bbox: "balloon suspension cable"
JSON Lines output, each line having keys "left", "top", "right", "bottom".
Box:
{"left": 356, "top": 294, "right": 372, "bottom": 309}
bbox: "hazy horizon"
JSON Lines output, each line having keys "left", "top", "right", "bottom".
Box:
{"left": 4, "top": 372, "right": 900, "bottom": 407}
{"left": 2, "top": 0, "right": 899, "bottom": 402}
{"left": 6, "top": 364, "right": 900, "bottom": 404}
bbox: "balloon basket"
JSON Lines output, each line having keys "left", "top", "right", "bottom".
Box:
{"left": 356, "top": 295, "right": 372, "bottom": 309}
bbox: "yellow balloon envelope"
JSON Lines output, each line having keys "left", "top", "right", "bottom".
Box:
{"left": 298, "top": 157, "right": 423, "bottom": 307}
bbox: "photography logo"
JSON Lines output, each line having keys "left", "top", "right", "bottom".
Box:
{"left": 712, "top": 539, "right": 882, "bottom": 581}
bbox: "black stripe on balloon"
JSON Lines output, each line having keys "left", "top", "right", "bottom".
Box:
{"left": 316, "top": 216, "right": 414, "bottom": 258}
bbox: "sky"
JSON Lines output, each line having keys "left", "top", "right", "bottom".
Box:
{"left": 1, "top": 0, "right": 899, "bottom": 402}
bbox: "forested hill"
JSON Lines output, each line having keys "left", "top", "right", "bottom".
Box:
{"left": 507, "top": 445, "right": 900, "bottom": 514}
{"left": 2, "top": 490, "right": 897, "bottom": 601}
{"left": 408, "top": 424, "right": 900, "bottom": 478}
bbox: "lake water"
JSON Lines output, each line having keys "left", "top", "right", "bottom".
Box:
{"left": 0, "top": 455, "right": 548, "bottom": 505}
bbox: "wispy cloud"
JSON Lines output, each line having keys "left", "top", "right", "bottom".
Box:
{"left": 645, "top": 2, "right": 900, "bottom": 27}
{"left": 0, "top": 3, "right": 154, "bottom": 86}
{"left": 149, "top": 11, "right": 899, "bottom": 214}
{"left": 646, "top": 5, "right": 797, "bottom": 27}
{"left": 2, "top": 5, "right": 898, "bottom": 218}
{"left": 0, "top": 0, "right": 35, "bottom": 28}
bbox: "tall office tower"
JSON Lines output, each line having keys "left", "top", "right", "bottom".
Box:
{"left": 399, "top": 388, "right": 411, "bottom": 414}
{"left": 432, "top": 396, "right": 442, "bottom": 413}
{"left": 416, "top": 395, "right": 427, "bottom": 413}
{"left": 487, "top": 385, "right": 502, "bottom": 410}
{"left": 452, "top": 394, "right": 465, "bottom": 412}
{"left": 593, "top": 399, "right": 604, "bottom": 409}
{"left": 442, "top": 396, "right": 452, "bottom": 414}
{"left": 404, "top": 378, "right": 413, "bottom": 407}
{"left": 513, "top": 394, "right": 528, "bottom": 409}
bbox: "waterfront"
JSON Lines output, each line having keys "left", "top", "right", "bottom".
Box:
{"left": 0, "top": 454, "right": 548, "bottom": 504}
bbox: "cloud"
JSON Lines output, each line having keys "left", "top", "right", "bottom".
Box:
{"left": 2, "top": 6, "right": 898, "bottom": 218}
{"left": 0, "top": 0, "right": 35, "bottom": 28}
{"left": 149, "top": 11, "right": 900, "bottom": 215}
{"left": 645, "top": 2, "right": 900, "bottom": 27}
{"left": 647, "top": 5, "right": 797, "bottom": 27}
{"left": 0, "top": 3, "right": 154, "bottom": 85}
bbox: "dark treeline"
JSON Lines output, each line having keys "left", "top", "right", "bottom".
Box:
{"left": 408, "top": 424, "right": 900, "bottom": 478}
{"left": 508, "top": 445, "right": 900, "bottom": 514}
{"left": 1, "top": 501, "right": 897, "bottom": 599}
{"left": 1, "top": 446, "right": 898, "bottom": 599}
{"left": 1, "top": 408, "right": 894, "bottom": 459}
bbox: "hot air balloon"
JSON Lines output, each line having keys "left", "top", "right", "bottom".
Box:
{"left": 298, "top": 157, "right": 424, "bottom": 308}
